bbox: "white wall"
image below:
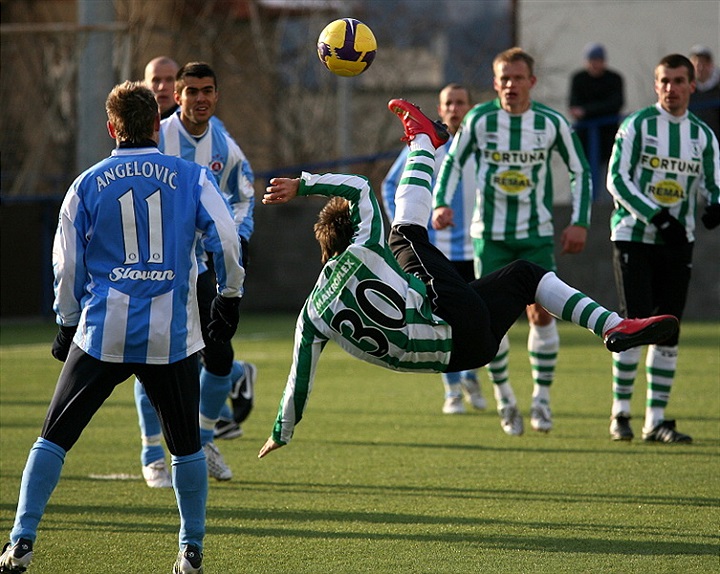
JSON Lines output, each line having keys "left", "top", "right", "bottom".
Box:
{"left": 518, "top": 0, "right": 720, "bottom": 202}
{"left": 519, "top": 0, "right": 720, "bottom": 114}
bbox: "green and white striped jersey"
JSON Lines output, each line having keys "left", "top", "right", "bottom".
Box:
{"left": 434, "top": 99, "right": 592, "bottom": 241}
{"left": 608, "top": 103, "right": 720, "bottom": 243}
{"left": 271, "top": 172, "right": 452, "bottom": 445}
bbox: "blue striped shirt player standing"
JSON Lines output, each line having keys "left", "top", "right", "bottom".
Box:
{"left": 0, "top": 81, "right": 243, "bottom": 574}
{"left": 135, "top": 62, "right": 257, "bottom": 487}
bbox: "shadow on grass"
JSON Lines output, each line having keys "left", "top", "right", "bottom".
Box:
{"left": 328, "top": 438, "right": 720, "bottom": 456}
{"left": 230, "top": 479, "right": 719, "bottom": 508}
{"left": 3, "top": 501, "right": 714, "bottom": 557}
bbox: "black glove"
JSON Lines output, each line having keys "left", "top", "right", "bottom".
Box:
{"left": 52, "top": 325, "right": 77, "bottom": 362}
{"left": 207, "top": 295, "right": 241, "bottom": 342}
{"left": 651, "top": 209, "right": 688, "bottom": 245}
{"left": 701, "top": 204, "right": 720, "bottom": 230}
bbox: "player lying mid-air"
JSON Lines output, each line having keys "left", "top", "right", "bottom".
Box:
{"left": 257, "top": 99, "right": 678, "bottom": 459}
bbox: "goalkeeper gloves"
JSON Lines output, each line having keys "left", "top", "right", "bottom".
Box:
{"left": 208, "top": 295, "right": 241, "bottom": 342}
{"left": 651, "top": 209, "right": 687, "bottom": 245}
{"left": 701, "top": 204, "right": 720, "bottom": 230}
{"left": 52, "top": 325, "right": 77, "bottom": 362}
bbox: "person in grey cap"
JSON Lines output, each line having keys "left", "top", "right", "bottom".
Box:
{"left": 568, "top": 42, "right": 624, "bottom": 200}
{"left": 689, "top": 45, "right": 720, "bottom": 137}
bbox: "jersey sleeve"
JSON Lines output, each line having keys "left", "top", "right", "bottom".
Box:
{"left": 196, "top": 167, "right": 245, "bottom": 298}
{"left": 434, "top": 116, "right": 475, "bottom": 208}
{"left": 52, "top": 179, "right": 87, "bottom": 327}
{"left": 271, "top": 304, "right": 329, "bottom": 445}
{"left": 555, "top": 116, "right": 593, "bottom": 227}
{"left": 298, "top": 171, "right": 386, "bottom": 254}
{"left": 607, "top": 115, "right": 661, "bottom": 223}
{"left": 380, "top": 147, "right": 409, "bottom": 221}
{"left": 222, "top": 142, "right": 256, "bottom": 242}
{"left": 699, "top": 126, "right": 720, "bottom": 206}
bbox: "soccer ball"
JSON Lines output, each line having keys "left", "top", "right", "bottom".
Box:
{"left": 317, "top": 18, "right": 377, "bottom": 77}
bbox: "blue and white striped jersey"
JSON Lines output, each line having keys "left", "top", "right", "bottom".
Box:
{"left": 608, "top": 103, "right": 720, "bottom": 243}
{"left": 382, "top": 137, "right": 476, "bottom": 261}
{"left": 52, "top": 147, "right": 244, "bottom": 364}
{"left": 159, "top": 113, "right": 255, "bottom": 242}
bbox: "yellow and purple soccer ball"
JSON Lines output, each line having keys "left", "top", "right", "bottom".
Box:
{"left": 317, "top": 18, "right": 377, "bottom": 77}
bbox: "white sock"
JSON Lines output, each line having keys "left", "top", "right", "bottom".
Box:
{"left": 392, "top": 134, "right": 434, "bottom": 227}
{"left": 528, "top": 320, "right": 559, "bottom": 399}
{"left": 611, "top": 347, "right": 641, "bottom": 417}
{"left": 535, "top": 272, "right": 622, "bottom": 336}
{"left": 643, "top": 345, "right": 678, "bottom": 432}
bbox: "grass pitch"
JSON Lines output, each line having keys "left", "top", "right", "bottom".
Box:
{"left": 1, "top": 317, "right": 718, "bottom": 573}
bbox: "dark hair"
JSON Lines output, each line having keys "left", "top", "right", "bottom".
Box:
{"left": 105, "top": 81, "right": 157, "bottom": 142}
{"left": 314, "top": 196, "right": 353, "bottom": 263}
{"left": 175, "top": 61, "right": 217, "bottom": 92}
{"left": 657, "top": 54, "right": 695, "bottom": 83}
{"left": 493, "top": 47, "right": 535, "bottom": 76}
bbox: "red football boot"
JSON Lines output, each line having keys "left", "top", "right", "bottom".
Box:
{"left": 388, "top": 98, "right": 449, "bottom": 148}
{"left": 604, "top": 315, "right": 679, "bottom": 353}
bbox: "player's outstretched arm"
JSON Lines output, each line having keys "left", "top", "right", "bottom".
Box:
{"left": 258, "top": 437, "right": 284, "bottom": 458}
{"left": 263, "top": 177, "right": 300, "bottom": 204}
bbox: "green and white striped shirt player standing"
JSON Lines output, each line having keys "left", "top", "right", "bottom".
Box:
{"left": 434, "top": 99, "right": 592, "bottom": 241}
{"left": 608, "top": 103, "right": 719, "bottom": 242}
{"left": 606, "top": 54, "right": 720, "bottom": 444}
{"left": 432, "top": 47, "right": 593, "bottom": 437}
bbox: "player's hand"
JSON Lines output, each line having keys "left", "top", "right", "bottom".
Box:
{"left": 207, "top": 295, "right": 241, "bottom": 342}
{"left": 258, "top": 437, "right": 284, "bottom": 458}
{"left": 432, "top": 206, "right": 454, "bottom": 230}
{"left": 651, "top": 209, "right": 688, "bottom": 245}
{"left": 701, "top": 204, "right": 720, "bottom": 230}
{"left": 263, "top": 178, "right": 300, "bottom": 204}
{"left": 51, "top": 325, "right": 77, "bottom": 362}
{"left": 568, "top": 106, "right": 585, "bottom": 120}
{"left": 560, "top": 225, "right": 587, "bottom": 254}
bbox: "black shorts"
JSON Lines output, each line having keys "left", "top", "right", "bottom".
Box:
{"left": 389, "top": 224, "right": 546, "bottom": 371}
{"left": 197, "top": 264, "right": 234, "bottom": 376}
{"left": 42, "top": 347, "right": 201, "bottom": 456}
{"left": 612, "top": 241, "right": 693, "bottom": 346}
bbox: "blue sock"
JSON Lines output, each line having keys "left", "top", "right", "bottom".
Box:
{"left": 11, "top": 438, "right": 66, "bottom": 544}
{"left": 172, "top": 450, "right": 207, "bottom": 551}
{"left": 219, "top": 402, "right": 233, "bottom": 420}
{"left": 442, "top": 371, "right": 462, "bottom": 398}
{"left": 231, "top": 360, "right": 244, "bottom": 382}
{"left": 134, "top": 379, "right": 165, "bottom": 466}
{"left": 217, "top": 360, "right": 246, "bottom": 420}
{"left": 199, "top": 368, "right": 232, "bottom": 445}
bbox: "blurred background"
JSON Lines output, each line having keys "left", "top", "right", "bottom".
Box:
{"left": 1, "top": 0, "right": 718, "bottom": 319}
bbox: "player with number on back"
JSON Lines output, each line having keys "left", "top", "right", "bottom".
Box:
{"left": 0, "top": 80, "right": 243, "bottom": 574}
{"left": 256, "top": 98, "right": 679, "bottom": 460}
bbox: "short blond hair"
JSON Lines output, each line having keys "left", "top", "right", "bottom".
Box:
{"left": 493, "top": 47, "right": 535, "bottom": 76}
